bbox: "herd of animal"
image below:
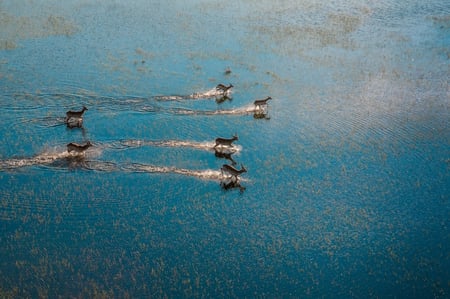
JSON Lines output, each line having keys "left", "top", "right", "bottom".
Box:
{"left": 64, "top": 84, "right": 272, "bottom": 190}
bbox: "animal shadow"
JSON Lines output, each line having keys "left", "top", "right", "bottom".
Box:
{"left": 214, "top": 149, "right": 236, "bottom": 165}
{"left": 220, "top": 178, "right": 246, "bottom": 193}
{"left": 215, "top": 94, "right": 232, "bottom": 104}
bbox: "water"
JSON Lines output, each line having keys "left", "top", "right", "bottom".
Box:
{"left": 1, "top": 0, "right": 449, "bottom": 297}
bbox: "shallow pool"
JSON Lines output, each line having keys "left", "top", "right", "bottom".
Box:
{"left": 1, "top": 0, "right": 449, "bottom": 297}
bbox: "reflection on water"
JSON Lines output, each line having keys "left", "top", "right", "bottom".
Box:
{"left": 0, "top": 0, "right": 449, "bottom": 297}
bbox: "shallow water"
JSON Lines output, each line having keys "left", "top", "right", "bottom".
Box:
{"left": 1, "top": 0, "right": 449, "bottom": 297}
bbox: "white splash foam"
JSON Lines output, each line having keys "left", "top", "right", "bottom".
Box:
{"left": 122, "top": 163, "right": 231, "bottom": 181}
{"left": 188, "top": 88, "right": 229, "bottom": 99}
{"left": 167, "top": 103, "right": 258, "bottom": 116}
{"left": 0, "top": 147, "right": 100, "bottom": 170}
{"left": 120, "top": 139, "right": 219, "bottom": 151}
{"left": 154, "top": 87, "right": 230, "bottom": 101}
{"left": 122, "top": 162, "right": 249, "bottom": 182}
{"left": 1, "top": 150, "right": 69, "bottom": 169}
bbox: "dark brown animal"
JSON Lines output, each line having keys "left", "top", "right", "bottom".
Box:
{"left": 216, "top": 83, "right": 233, "bottom": 95}
{"left": 221, "top": 164, "right": 247, "bottom": 181}
{"left": 65, "top": 106, "right": 88, "bottom": 122}
{"left": 67, "top": 141, "right": 92, "bottom": 153}
{"left": 214, "top": 135, "right": 238, "bottom": 148}
{"left": 253, "top": 96, "right": 272, "bottom": 108}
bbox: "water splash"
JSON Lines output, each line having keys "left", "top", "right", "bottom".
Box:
{"left": 106, "top": 139, "right": 242, "bottom": 154}
{"left": 154, "top": 87, "right": 230, "bottom": 101}
{"left": 1, "top": 150, "right": 81, "bottom": 170}
{"left": 168, "top": 104, "right": 258, "bottom": 116}
{"left": 0, "top": 148, "right": 100, "bottom": 170}
{"left": 122, "top": 163, "right": 228, "bottom": 181}
{"left": 0, "top": 91, "right": 262, "bottom": 119}
{"left": 0, "top": 149, "right": 247, "bottom": 182}
{"left": 120, "top": 139, "right": 215, "bottom": 150}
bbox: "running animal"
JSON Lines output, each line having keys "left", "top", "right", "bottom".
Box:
{"left": 216, "top": 83, "right": 233, "bottom": 95}
{"left": 67, "top": 141, "right": 92, "bottom": 153}
{"left": 253, "top": 96, "right": 272, "bottom": 109}
{"left": 221, "top": 164, "right": 247, "bottom": 181}
{"left": 65, "top": 106, "right": 88, "bottom": 123}
{"left": 214, "top": 135, "right": 238, "bottom": 148}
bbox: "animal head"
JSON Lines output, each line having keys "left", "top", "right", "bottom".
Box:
{"left": 232, "top": 134, "right": 239, "bottom": 140}
{"left": 266, "top": 96, "right": 272, "bottom": 101}
{"left": 83, "top": 106, "right": 88, "bottom": 111}
{"left": 240, "top": 164, "right": 247, "bottom": 173}
{"left": 86, "top": 141, "right": 93, "bottom": 147}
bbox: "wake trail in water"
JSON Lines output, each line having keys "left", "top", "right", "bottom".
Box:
{"left": 121, "top": 163, "right": 231, "bottom": 181}
{"left": 154, "top": 88, "right": 228, "bottom": 101}
{"left": 105, "top": 139, "right": 242, "bottom": 154}
{"left": 1, "top": 156, "right": 248, "bottom": 185}
{"left": 0, "top": 147, "right": 104, "bottom": 171}
{"left": 0, "top": 151, "right": 123, "bottom": 172}
{"left": 167, "top": 104, "right": 257, "bottom": 116}
{"left": 2, "top": 90, "right": 260, "bottom": 119}
{"left": 0, "top": 151, "right": 80, "bottom": 170}
{"left": 0, "top": 145, "right": 244, "bottom": 179}
{"left": 1, "top": 157, "right": 240, "bottom": 182}
{"left": 122, "top": 139, "right": 214, "bottom": 150}
{"left": 16, "top": 116, "right": 68, "bottom": 128}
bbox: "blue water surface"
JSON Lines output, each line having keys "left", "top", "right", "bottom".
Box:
{"left": 1, "top": 0, "right": 449, "bottom": 297}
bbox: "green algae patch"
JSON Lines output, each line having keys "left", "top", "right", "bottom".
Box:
{"left": 0, "top": 12, "right": 78, "bottom": 50}
{"left": 0, "top": 39, "right": 17, "bottom": 50}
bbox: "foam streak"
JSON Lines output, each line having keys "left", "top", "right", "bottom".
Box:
{"left": 122, "top": 163, "right": 227, "bottom": 181}
{"left": 154, "top": 88, "right": 229, "bottom": 101}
